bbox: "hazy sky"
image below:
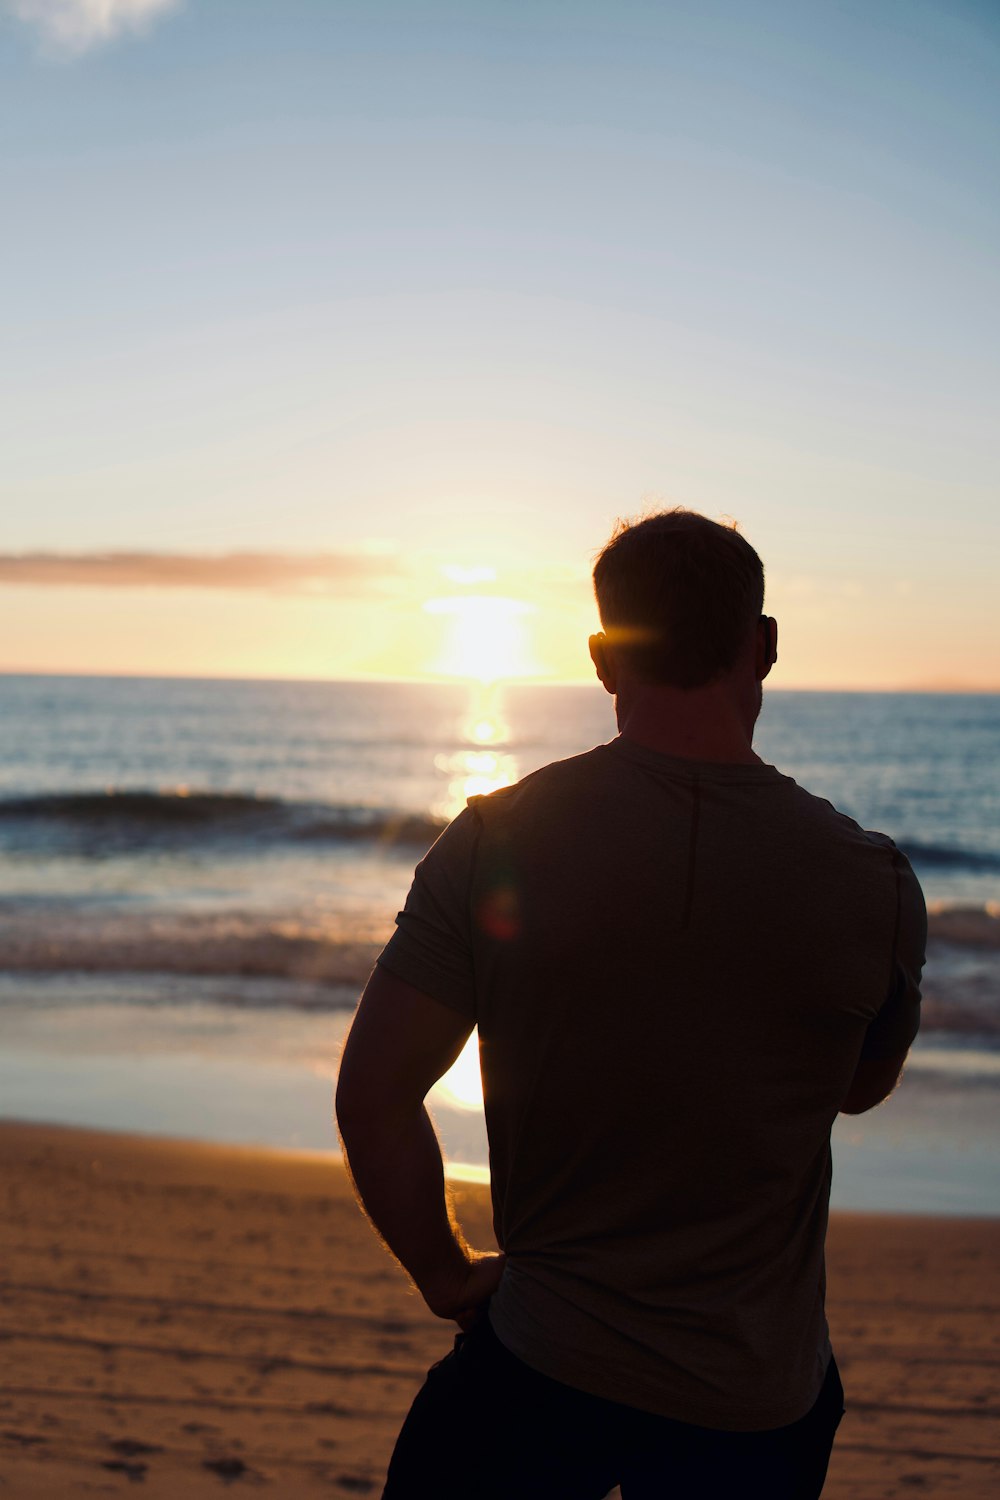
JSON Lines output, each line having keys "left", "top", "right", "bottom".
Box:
{"left": 2, "top": 0, "right": 998, "bottom": 686}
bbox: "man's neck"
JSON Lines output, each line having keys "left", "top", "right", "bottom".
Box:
{"left": 614, "top": 682, "right": 762, "bottom": 765}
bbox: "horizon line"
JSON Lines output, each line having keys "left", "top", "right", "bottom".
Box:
{"left": 0, "top": 667, "right": 996, "bottom": 695}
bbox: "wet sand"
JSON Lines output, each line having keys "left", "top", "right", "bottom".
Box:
{"left": 0, "top": 1122, "right": 996, "bottom": 1497}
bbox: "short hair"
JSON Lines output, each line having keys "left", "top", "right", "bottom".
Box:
{"left": 592, "top": 509, "right": 765, "bottom": 689}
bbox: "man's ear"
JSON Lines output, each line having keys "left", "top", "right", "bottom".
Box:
{"left": 757, "top": 615, "right": 778, "bottom": 679}
{"left": 589, "top": 632, "right": 616, "bottom": 694}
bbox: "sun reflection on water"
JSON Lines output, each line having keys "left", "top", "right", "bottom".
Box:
{"left": 426, "top": 686, "right": 512, "bottom": 1113}
{"left": 469, "top": 717, "right": 502, "bottom": 744}
{"left": 434, "top": 685, "right": 519, "bottom": 820}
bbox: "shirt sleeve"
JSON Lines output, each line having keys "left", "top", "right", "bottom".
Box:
{"left": 376, "top": 804, "right": 481, "bottom": 1019}
{"left": 859, "top": 849, "right": 927, "bottom": 1060}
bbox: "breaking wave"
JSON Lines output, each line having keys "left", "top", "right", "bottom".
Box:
{"left": 0, "top": 900, "right": 997, "bottom": 1036}
{"left": 0, "top": 790, "right": 445, "bottom": 853}
{"left": 3, "top": 793, "right": 998, "bottom": 877}
{"left": 899, "top": 839, "right": 1000, "bottom": 874}
{"left": 0, "top": 903, "right": 382, "bottom": 990}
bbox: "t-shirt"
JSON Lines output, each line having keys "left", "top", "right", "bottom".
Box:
{"left": 377, "top": 737, "right": 926, "bottom": 1431}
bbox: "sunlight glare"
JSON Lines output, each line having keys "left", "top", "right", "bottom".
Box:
{"left": 433, "top": 1029, "right": 484, "bottom": 1112}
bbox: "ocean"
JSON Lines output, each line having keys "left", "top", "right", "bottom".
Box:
{"left": 1, "top": 674, "right": 997, "bottom": 1214}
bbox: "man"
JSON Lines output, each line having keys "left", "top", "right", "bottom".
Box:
{"left": 336, "top": 510, "right": 926, "bottom": 1499}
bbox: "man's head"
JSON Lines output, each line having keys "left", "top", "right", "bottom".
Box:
{"left": 591, "top": 509, "right": 770, "bottom": 691}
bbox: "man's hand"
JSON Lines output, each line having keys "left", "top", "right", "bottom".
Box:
{"left": 422, "top": 1250, "right": 507, "bottom": 1330}
{"left": 336, "top": 967, "right": 506, "bottom": 1329}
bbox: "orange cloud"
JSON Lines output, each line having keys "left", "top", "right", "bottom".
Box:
{"left": 0, "top": 551, "right": 401, "bottom": 595}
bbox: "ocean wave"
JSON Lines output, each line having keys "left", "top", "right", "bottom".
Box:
{"left": 0, "top": 969, "right": 362, "bottom": 1016}
{"left": 0, "top": 905, "right": 382, "bottom": 988}
{"left": 899, "top": 839, "right": 1000, "bottom": 874}
{"left": 6, "top": 793, "right": 997, "bottom": 881}
{"left": 0, "top": 901, "right": 997, "bottom": 1036}
{"left": 0, "top": 790, "right": 445, "bottom": 853}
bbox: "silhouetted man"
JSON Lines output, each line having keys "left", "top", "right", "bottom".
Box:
{"left": 336, "top": 510, "right": 925, "bottom": 1499}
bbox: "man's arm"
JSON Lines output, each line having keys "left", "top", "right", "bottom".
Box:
{"left": 839, "top": 1050, "right": 908, "bottom": 1115}
{"left": 335, "top": 964, "right": 504, "bottom": 1327}
{"left": 841, "top": 850, "right": 925, "bottom": 1116}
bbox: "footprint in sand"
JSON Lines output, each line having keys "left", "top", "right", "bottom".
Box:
{"left": 109, "top": 1439, "right": 162, "bottom": 1458}
{"left": 203, "top": 1456, "right": 262, "bottom": 1483}
{"left": 101, "top": 1459, "right": 148, "bottom": 1483}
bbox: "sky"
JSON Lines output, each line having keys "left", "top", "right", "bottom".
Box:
{"left": 1, "top": 0, "right": 998, "bottom": 688}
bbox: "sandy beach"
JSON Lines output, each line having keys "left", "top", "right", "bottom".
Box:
{"left": 0, "top": 1122, "right": 996, "bottom": 1498}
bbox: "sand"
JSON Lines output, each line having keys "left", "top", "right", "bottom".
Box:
{"left": 0, "top": 1122, "right": 996, "bottom": 1498}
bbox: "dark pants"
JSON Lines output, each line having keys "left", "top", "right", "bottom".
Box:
{"left": 384, "top": 1317, "right": 844, "bottom": 1499}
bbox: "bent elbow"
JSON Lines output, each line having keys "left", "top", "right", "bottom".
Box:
{"left": 335, "top": 1065, "right": 411, "bottom": 1138}
{"left": 839, "top": 1052, "right": 907, "bottom": 1117}
{"left": 335, "top": 1071, "right": 369, "bottom": 1134}
{"left": 839, "top": 1094, "right": 879, "bottom": 1116}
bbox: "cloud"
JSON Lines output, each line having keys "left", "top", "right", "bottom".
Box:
{"left": 0, "top": 550, "right": 402, "bottom": 596}
{"left": 5, "top": 0, "right": 180, "bottom": 53}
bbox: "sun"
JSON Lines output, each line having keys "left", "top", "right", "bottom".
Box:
{"left": 423, "top": 593, "right": 538, "bottom": 683}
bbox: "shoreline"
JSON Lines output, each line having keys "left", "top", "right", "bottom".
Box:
{"left": 0, "top": 1108, "right": 995, "bottom": 1209}
{"left": 1, "top": 1121, "right": 998, "bottom": 1498}
{"left": 3, "top": 991, "right": 999, "bottom": 1213}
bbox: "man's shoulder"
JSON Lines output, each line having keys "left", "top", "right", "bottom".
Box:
{"left": 467, "top": 745, "right": 615, "bottom": 820}
{"left": 770, "top": 777, "right": 924, "bottom": 913}
{"left": 778, "top": 776, "right": 903, "bottom": 854}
